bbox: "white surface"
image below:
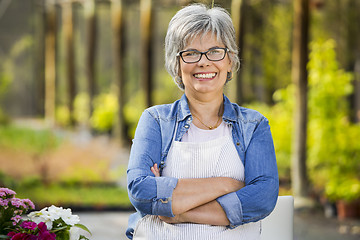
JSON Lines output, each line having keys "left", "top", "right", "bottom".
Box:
{"left": 261, "top": 196, "right": 294, "bottom": 240}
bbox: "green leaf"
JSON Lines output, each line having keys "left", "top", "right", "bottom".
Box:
{"left": 0, "top": 235, "right": 10, "bottom": 239}
{"left": 74, "top": 224, "right": 92, "bottom": 235}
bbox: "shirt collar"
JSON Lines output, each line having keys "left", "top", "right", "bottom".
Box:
{"left": 177, "top": 94, "right": 238, "bottom": 122}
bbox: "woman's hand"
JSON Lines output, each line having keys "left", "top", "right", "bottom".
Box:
{"left": 151, "top": 163, "right": 160, "bottom": 177}
{"left": 158, "top": 214, "right": 184, "bottom": 224}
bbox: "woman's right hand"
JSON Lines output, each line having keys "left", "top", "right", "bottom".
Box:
{"left": 151, "top": 163, "right": 160, "bottom": 177}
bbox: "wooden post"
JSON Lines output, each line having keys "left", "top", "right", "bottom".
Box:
{"left": 44, "top": 0, "right": 56, "bottom": 127}
{"left": 62, "top": 0, "right": 77, "bottom": 125}
{"left": 291, "top": 0, "right": 310, "bottom": 202}
{"left": 84, "top": 0, "right": 97, "bottom": 115}
{"left": 140, "top": 0, "right": 153, "bottom": 107}
{"left": 231, "top": 0, "right": 245, "bottom": 104}
{"left": 111, "top": 0, "right": 126, "bottom": 146}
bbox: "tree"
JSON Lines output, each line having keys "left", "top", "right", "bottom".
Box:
{"left": 111, "top": 0, "right": 127, "bottom": 145}
{"left": 290, "top": 0, "right": 310, "bottom": 202}
{"left": 140, "top": 0, "right": 154, "bottom": 107}
{"left": 84, "top": 0, "right": 98, "bottom": 115}
{"left": 62, "top": 1, "right": 77, "bottom": 125}
{"left": 44, "top": 0, "right": 57, "bottom": 127}
{"left": 231, "top": 0, "right": 245, "bottom": 104}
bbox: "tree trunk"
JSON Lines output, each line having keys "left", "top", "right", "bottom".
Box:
{"left": 291, "top": 0, "right": 310, "bottom": 200}
{"left": 44, "top": 0, "right": 56, "bottom": 127}
{"left": 35, "top": 1, "right": 46, "bottom": 116}
{"left": 63, "top": 1, "right": 76, "bottom": 125}
{"left": 231, "top": 0, "right": 245, "bottom": 105}
{"left": 354, "top": 54, "right": 360, "bottom": 123}
{"left": 140, "top": 0, "right": 153, "bottom": 107}
{"left": 84, "top": 0, "right": 97, "bottom": 116}
{"left": 111, "top": 0, "right": 127, "bottom": 146}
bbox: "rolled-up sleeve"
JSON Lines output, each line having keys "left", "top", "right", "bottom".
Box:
{"left": 216, "top": 192, "right": 243, "bottom": 228}
{"left": 127, "top": 110, "right": 178, "bottom": 217}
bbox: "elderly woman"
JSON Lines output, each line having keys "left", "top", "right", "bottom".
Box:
{"left": 126, "top": 3, "right": 278, "bottom": 240}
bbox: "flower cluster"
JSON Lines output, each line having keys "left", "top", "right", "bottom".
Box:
{"left": 0, "top": 188, "right": 91, "bottom": 240}
{"left": 27, "top": 205, "right": 90, "bottom": 240}
{"left": 0, "top": 187, "right": 35, "bottom": 235}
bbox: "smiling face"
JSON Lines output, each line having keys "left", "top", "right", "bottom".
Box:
{"left": 179, "top": 32, "right": 232, "bottom": 97}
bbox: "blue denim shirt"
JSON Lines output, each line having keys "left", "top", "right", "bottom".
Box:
{"left": 126, "top": 94, "right": 279, "bottom": 239}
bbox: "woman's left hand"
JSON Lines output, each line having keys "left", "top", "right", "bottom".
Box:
{"left": 158, "top": 215, "right": 183, "bottom": 224}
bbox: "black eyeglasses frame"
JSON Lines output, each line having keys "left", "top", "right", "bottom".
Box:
{"left": 177, "top": 47, "right": 229, "bottom": 63}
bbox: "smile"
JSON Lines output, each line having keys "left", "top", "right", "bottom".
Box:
{"left": 193, "top": 73, "right": 217, "bottom": 79}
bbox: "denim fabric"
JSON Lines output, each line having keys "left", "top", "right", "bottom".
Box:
{"left": 126, "top": 94, "right": 279, "bottom": 239}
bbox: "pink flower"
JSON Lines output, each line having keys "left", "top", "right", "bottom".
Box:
{"left": 10, "top": 198, "right": 24, "bottom": 208}
{"left": 11, "top": 215, "right": 22, "bottom": 225}
{"left": 8, "top": 232, "right": 37, "bottom": 240}
{"left": 22, "top": 199, "right": 35, "bottom": 210}
{"left": 21, "top": 221, "right": 38, "bottom": 230}
{"left": 38, "top": 222, "right": 56, "bottom": 240}
{"left": 0, "top": 187, "right": 16, "bottom": 198}
{"left": 0, "top": 198, "right": 9, "bottom": 207}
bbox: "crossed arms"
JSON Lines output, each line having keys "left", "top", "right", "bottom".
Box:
{"left": 150, "top": 163, "right": 244, "bottom": 226}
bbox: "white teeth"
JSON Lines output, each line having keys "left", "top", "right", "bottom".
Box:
{"left": 194, "top": 73, "right": 216, "bottom": 79}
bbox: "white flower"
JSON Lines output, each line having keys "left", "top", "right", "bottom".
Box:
{"left": 63, "top": 213, "right": 80, "bottom": 226}
{"left": 27, "top": 205, "right": 80, "bottom": 230}
{"left": 28, "top": 207, "right": 55, "bottom": 230}
{"left": 69, "top": 227, "right": 80, "bottom": 240}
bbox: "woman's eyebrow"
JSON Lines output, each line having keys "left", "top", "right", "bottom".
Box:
{"left": 183, "top": 46, "right": 222, "bottom": 51}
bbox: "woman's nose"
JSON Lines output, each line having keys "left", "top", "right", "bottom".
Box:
{"left": 197, "top": 54, "right": 211, "bottom": 66}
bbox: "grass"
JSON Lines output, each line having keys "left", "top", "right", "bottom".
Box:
{"left": 0, "top": 123, "right": 132, "bottom": 210}
{"left": 14, "top": 184, "right": 132, "bottom": 210}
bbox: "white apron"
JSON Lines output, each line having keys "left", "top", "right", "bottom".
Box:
{"left": 133, "top": 124, "right": 261, "bottom": 240}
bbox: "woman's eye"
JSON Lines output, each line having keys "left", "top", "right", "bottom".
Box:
{"left": 208, "top": 49, "right": 221, "bottom": 55}
{"left": 183, "top": 51, "right": 198, "bottom": 57}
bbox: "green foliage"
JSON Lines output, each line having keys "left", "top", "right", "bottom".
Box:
{"left": 0, "top": 125, "right": 61, "bottom": 155}
{"left": 245, "top": 85, "right": 294, "bottom": 180}
{"left": 247, "top": 39, "right": 360, "bottom": 202}
{"left": 74, "top": 92, "right": 90, "bottom": 125}
{"left": 0, "top": 108, "right": 10, "bottom": 125}
{"left": 15, "top": 183, "right": 131, "bottom": 208}
{"left": 56, "top": 105, "right": 71, "bottom": 127}
{"left": 90, "top": 93, "right": 118, "bottom": 132}
{"left": 262, "top": 3, "right": 293, "bottom": 94}
{"left": 326, "top": 177, "right": 360, "bottom": 202}
{"left": 124, "top": 91, "right": 146, "bottom": 139}
{"left": 307, "top": 39, "right": 359, "bottom": 199}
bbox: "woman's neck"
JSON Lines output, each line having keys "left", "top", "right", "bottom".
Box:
{"left": 186, "top": 92, "right": 224, "bottom": 130}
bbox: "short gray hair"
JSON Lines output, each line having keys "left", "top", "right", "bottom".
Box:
{"left": 165, "top": 3, "right": 240, "bottom": 90}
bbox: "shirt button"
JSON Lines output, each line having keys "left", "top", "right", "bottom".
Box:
{"left": 185, "top": 124, "right": 189, "bottom": 129}
{"left": 236, "top": 142, "right": 240, "bottom": 146}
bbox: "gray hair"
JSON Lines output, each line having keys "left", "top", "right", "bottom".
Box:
{"left": 165, "top": 3, "right": 240, "bottom": 90}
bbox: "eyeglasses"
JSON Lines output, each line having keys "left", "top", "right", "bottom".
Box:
{"left": 177, "top": 47, "right": 228, "bottom": 63}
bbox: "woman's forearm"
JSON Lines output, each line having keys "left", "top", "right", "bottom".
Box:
{"left": 151, "top": 163, "right": 244, "bottom": 216}
{"left": 182, "top": 200, "right": 229, "bottom": 225}
{"left": 171, "top": 177, "right": 243, "bottom": 215}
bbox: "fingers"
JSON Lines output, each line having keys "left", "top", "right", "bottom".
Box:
{"left": 151, "top": 163, "right": 160, "bottom": 177}
{"left": 158, "top": 215, "right": 182, "bottom": 224}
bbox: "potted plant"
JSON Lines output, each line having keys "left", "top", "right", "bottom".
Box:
{"left": 325, "top": 177, "right": 360, "bottom": 220}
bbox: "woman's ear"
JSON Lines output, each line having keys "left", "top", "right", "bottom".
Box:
{"left": 227, "top": 53, "right": 232, "bottom": 72}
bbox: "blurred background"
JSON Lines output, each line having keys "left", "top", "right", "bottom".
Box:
{"left": 0, "top": 0, "right": 359, "bottom": 239}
